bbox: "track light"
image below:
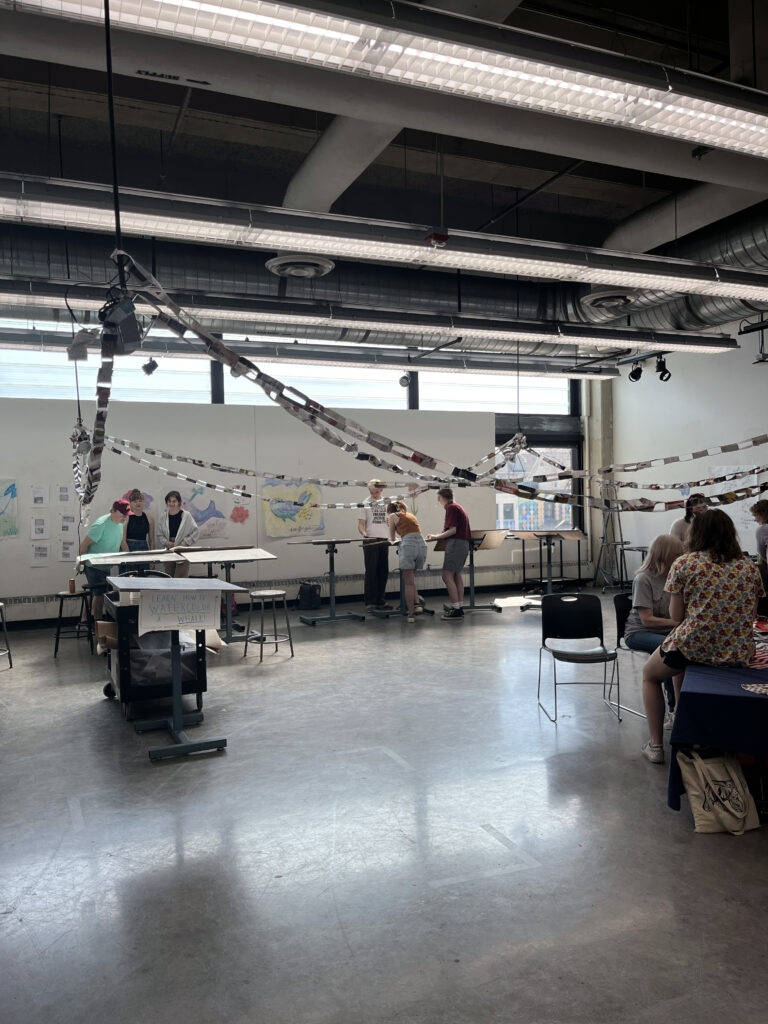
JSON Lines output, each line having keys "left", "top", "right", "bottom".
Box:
{"left": 655, "top": 356, "right": 672, "bottom": 382}
{"left": 141, "top": 357, "right": 158, "bottom": 376}
{"left": 628, "top": 363, "right": 643, "bottom": 382}
{"left": 399, "top": 373, "right": 411, "bottom": 387}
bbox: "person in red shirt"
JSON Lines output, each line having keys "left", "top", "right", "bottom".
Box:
{"left": 427, "top": 487, "right": 471, "bottom": 620}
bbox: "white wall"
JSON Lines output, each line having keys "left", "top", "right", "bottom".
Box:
{"left": 0, "top": 398, "right": 506, "bottom": 620}
{"left": 611, "top": 329, "right": 766, "bottom": 557}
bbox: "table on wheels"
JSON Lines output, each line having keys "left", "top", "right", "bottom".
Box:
{"left": 668, "top": 662, "right": 768, "bottom": 810}
{"left": 107, "top": 576, "right": 244, "bottom": 761}
{"left": 287, "top": 538, "right": 368, "bottom": 626}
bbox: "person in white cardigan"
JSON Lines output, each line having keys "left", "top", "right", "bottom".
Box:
{"left": 156, "top": 490, "right": 200, "bottom": 577}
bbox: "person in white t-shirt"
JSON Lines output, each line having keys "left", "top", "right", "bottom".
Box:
{"left": 357, "top": 478, "right": 391, "bottom": 610}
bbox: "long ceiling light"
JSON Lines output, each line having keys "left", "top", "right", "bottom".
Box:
{"left": 0, "top": 324, "right": 620, "bottom": 379}
{"left": 13, "top": 0, "right": 768, "bottom": 160}
{"left": 3, "top": 178, "right": 768, "bottom": 301}
{"left": 0, "top": 290, "right": 737, "bottom": 354}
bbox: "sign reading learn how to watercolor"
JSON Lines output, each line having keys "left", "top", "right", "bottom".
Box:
{"left": 138, "top": 588, "right": 220, "bottom": 636}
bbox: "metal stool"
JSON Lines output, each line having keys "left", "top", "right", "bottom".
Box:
{"left": 243, "top": 589, "right": 294, "bottom": 661}
{"left": 54, "top": 589, "right": 95, "bottom": 657}
{"left": 0, "top": 602, "right": 12, "bottom": 669}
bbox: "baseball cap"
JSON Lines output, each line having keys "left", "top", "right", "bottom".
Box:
{"left": 368, "top": 479, "right": 385, "bottom": 489}
{"left": 112, "top": 499, "right": 131, "bottom": 515}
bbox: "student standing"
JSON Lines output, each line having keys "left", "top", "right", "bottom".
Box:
{"left": 78, "top": 498, "right": 130, "bottom": 618}
{"left": 121, "top": 488, "right": 155, "bottom": 570}
{"left": 358, "top": 479, "right": 391, "bottom": 610}
{"left": 387, "top": 500, "right": 428, "bottom": 623}
{"left": 426, "top": 487, "right": 471, "bottom": 620}
{"left": 670, "top": 492, "right": 707, "bottom": 544}
{"left": 751, "top": 499, "right": 768, "bottom": 592}
{"left": 156, "top": 490, "right": 199, "bottom": 577}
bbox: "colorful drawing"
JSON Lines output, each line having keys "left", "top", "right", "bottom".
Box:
{"left": 262, "top": 479, "right": 324, "bottom": 538}
{"left": 230, "top": 506, "right": 249, "bottom": 524}
{"left": 0, "top": 481, "right": 19, "bottom": 539}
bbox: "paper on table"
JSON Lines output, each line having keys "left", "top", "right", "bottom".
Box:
{"left": 138, "top": 588, "right": 220, "bottom": 636}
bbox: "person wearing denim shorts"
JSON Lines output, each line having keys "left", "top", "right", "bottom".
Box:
{"left": 387, "top": 501, "right": 427, "bottom": 622}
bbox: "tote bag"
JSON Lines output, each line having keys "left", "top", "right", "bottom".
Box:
{"left": 676, "top": 750, "right": 760, "bottom": 835}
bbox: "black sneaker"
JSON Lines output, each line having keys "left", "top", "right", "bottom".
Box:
{"left": 375, "top": 603, "right": 393, "bottom": 610}
{"left": 442, "top": 607, "right": 464, "bottom": 620}
{"left": 416, "top": 595, "right": 427, "bottom": 607}
{"left": 231, "top": 621, "right": 246, "bottom": 633}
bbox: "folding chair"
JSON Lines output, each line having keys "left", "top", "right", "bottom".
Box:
{"left": 537, "top": 593, "right": 621, "bottom": 723}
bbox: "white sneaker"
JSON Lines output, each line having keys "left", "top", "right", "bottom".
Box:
{"left": 641, "top": 741, "right": 664, "bottom": 764}
{"left": 407, "top": 615, "right": 416, "bottom": 624}
{"left": 663, "top": 710, "right": 675, "bottom": 731}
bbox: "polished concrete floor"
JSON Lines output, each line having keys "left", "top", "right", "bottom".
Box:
{"left": 2, "top": 593, "right": 767, "bottom": 1024}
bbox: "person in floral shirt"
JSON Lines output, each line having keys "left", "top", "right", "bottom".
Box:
{"left": 639, "top": 509, "right": 764, "bottom": 764}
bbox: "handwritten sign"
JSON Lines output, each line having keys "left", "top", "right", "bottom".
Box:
{"left": 138, "top": 588, "right": 220, "bottom": 636}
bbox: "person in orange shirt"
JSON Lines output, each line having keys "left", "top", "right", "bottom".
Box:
{"left": 387, "top": 501, "right": 428, "bottom": 623}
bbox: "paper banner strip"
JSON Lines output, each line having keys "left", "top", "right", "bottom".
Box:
{"left": 596, "top": 464, "right": 768, "bottom": 491}
{"left": 599, "top": 433, "right": 768, "bottom": 475}
{"left": 497, "top": 478, "right": 768, "bottom": 512}
{"left": 108, "top": 444, "right": 252, "bottom": 498}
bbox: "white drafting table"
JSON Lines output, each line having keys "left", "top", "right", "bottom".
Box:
{"left": 107, "top": 576, "right": 244, "bottom": 761}
{"left": 77, "top": 548, "right": 184, "bottom": 567}
{"left": 174, "top": 545, "right": 276, "bottom": 641}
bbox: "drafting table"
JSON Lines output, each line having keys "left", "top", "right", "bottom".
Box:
{"left": 509, "top": 530, "right": 587, "bottom": 611}
{"left": 433, "top": 528, "right": 509, "bottom": 611}
{"left": 287, "top": 538, "right": 371, "bottom": 626}
{"left": 177, "top": 546, "right": 277, "bottom": 642}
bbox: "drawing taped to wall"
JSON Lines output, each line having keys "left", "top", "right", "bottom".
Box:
{"left": 262, "top": 479, "right": 325, "bottom": 538}
{"left": 0, "top": 480, "right": 19, "bottom": 539}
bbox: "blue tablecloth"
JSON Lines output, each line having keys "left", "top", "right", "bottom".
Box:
{"left": 668, "top": 663, "right": 768, "bottom": 809}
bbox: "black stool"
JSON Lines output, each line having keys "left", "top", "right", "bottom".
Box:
{"left": 0, "top": 602, "right": 11, "bottom": 669}
{"left": 54, "top": 589, "right": 95, "bottom": 657}
{"left": 243, "top": 589, "right": 294, "bottom": 662}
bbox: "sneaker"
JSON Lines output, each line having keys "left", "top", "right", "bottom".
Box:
{"left": 231, "top": 621, "right": 246, "bottom": 633}
{"left": 416, "top": 595, "right": 426, "bottom": 607}
{"left": 663, "top": 710, "right": 675, "bottom": 731}
{"left": 641, "top": 741, "right": 664, "bottom": 764}
{"left": 413, "top": 606, "right": 424, "bottom": 615}
{"left": 407, "top": 615, "right": 416, "bottom": 624}
{"left": 375, "top": 603, "right": 393, "bottom": 611}
{"left": 442, "top": 607, "right": 464, "bottom": 620}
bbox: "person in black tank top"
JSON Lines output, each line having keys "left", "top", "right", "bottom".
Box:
{"left": 121, "top": 488, "right": 155, "bottom": 570}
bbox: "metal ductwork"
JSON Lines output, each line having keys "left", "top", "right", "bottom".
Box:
{"left": 574, "top": 203, "right": 768, "bottom": 329}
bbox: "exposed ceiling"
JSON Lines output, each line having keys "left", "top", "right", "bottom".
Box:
{"left": 0, "top": 0, "right": 766, "bottom": 376}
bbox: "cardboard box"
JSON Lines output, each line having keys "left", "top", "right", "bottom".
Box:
{"left": 95, "top": 620, "right": 119, "bottom": 650}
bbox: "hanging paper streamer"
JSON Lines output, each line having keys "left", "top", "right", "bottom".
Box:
{"left": 496, "top": 478, "right": 768, "bottom": 513}
{"left": 599, "top": 433, "right": 768, "bottom": 475}
{"left": 108, "top": 443, "right": 252, "bottom": 498}
{"left": 596, "top": 464, "right": 767, "bottom": 491}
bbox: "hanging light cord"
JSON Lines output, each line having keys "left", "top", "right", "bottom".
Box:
{"left": 103, "top": 0, "right": 126, "bottom": 288}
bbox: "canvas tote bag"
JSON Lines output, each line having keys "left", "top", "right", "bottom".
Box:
{"left": 676, "top": 750, "right": 760, "bottom": 834}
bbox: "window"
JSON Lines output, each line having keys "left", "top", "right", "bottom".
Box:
{"left": 495, "top": 447, "right": 574, "bottom": 531}
{"left": 419, "top": 372, "right": 569, "bottom": 414}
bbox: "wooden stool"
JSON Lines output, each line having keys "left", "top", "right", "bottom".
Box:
{"left": 0, "top": 602, "right": 12, "bottom": 669}
{"left": 243, "top": 589, "right": 294, "bottom": 662}
{"left": 54, "top": 589, "right": 95, "bottom": 658}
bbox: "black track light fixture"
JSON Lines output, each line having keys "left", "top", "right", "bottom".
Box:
{"left": 628, "top": 362, "right": 643, "bottom": 382}
{"left": 142, "top": 357, "right": 159, "bottom": 376}
{"left": 655, "top": 355, "right": 671, "bottom": 381}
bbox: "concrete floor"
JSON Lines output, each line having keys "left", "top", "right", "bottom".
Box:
{"left": 2, "top": 594, "right": 767, "bottom": 1024}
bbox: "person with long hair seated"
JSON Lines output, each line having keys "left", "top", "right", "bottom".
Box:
{"left": 669, "top": 492, "right": 707, "bottom": 544}
{"left": 624, "top": 533, "right": 684, "bottom": 722}
{"left": 387, "top": 500, "right": 428, "bottom": 623}
{"left": 640, "top": 509, "right": 764, "bottom": 764}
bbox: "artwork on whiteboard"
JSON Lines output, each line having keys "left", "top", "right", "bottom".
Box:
{"left": 30, "top": 484, "right": 50, "bottom": 509}
{"left": 30, "top": 514, "right": 50, "bottom": 540}
{"left": 0, "top": 480, "right": 19, "bottom": 539}
{"left": 59, "top": 513, "right": 77, "bottom": 536}
{"left": 30, "top": 542, "right": 51, "bottom": 567}
{"left": 56, "top": 483, "right": 74, "bottom": 506}
{"left": 262, "top": 479, "right": 324, "bottom": 538}
{"left": 60, "top": 539, "right": 77, "bottom": 562}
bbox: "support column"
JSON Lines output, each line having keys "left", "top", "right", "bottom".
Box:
{"left": 407, "top": 371, "right": 419, "bottom": 410}
{"left": 210, "top": 360, "right": 224, "bottom": 404}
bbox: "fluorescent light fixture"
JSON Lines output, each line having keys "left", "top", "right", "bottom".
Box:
{"left": 1, "top": 177, "right": 768, "bottom": 301}
{"left": 0, "top": 293, "right": 737, "bottom": 354}
{"left": 14, "top": 0, "right": 768, "bottom": 160}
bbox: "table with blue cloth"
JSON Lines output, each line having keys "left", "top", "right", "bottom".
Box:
{"left": 668, "top": 663, "right": 768, "bottom": 810}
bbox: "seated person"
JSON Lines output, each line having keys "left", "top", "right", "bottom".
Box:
{"left": 640, "top": 509, "right": 765, "bottom": 764}
{"left": 751, "top": 499, "right": 768, "bottom": 592}
{"left": 79, "top": 499, "right": 130, "bottom": 618}
{"left": 387, "top": 501, "right": 428, "bottom": 622}
{"left": 624, "top": 533, "right": 683, "bottom": 719}
{"left": 670, "top": 492, "right": 706, "bottom": 545}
